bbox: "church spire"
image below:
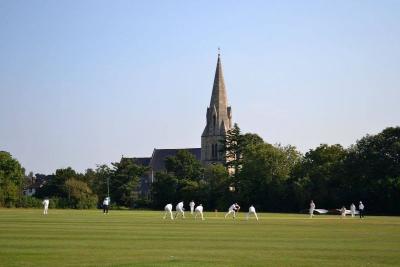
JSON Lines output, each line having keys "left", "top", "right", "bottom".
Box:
{"left": 201, "top": 51, "right": 232, "bottom": 165}
{"left": 209, "top": 50, "right": 228, "bottom": 124}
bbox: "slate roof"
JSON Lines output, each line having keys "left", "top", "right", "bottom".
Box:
{"left": 133, "top": 157, "right": 151, "bottom": 166}
{"left": 149, "top": 148, "right": 201, "bottom": 172}
{"left": 120, "top": 157, "right": 151, "bottom": 166}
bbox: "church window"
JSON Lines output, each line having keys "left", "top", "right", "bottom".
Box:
{"left": 211, "top": 143, "right": 218, "bottom": 159}
{"left": 213, "top": 115, "right": 216, "bottom": 128}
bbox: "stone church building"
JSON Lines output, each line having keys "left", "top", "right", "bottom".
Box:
{"left": 121, "top": 53, "right": 232, "bottom": 197}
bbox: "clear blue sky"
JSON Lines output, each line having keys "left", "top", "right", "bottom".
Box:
{"left": 1, "top": 1, "right": 399, "bottom": 174}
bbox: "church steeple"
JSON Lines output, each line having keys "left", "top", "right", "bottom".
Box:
{"left": 209, "top": 52, "right": 229, "bottom": 127}
{"left": 201, "top": 51, "right": 232, "bottom": 165}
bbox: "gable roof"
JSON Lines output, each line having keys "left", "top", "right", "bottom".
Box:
{"left": 149, "top": 148, "right": 201, "bottom": 172}
{"left": 132, "top": 157, "right": 151, "bottom": 166}
{"left": 120, "top": 157, "right": 151, "bottom": 167}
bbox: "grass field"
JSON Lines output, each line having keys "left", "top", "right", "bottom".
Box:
{"left": 1, "top": 209, "right": 400, "bottom": 267}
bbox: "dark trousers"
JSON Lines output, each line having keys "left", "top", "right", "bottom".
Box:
{"left": 359, "top": 209, "right": 364, "bottom": 218}
{"left": 103, "top": 205, "right": 109, "bottom": 213}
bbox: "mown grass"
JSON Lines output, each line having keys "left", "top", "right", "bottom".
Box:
{"left": 0, "top": 209, "right": 399, "bottom": 266}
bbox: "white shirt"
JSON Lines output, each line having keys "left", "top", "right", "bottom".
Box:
{"left": 359, "top": 203, "right": 364, "bottom": 210}
{"left": 229, "top": 204, "right": 236, "bottom": 211}
{"left": 350, "top": 205, "right": 356, "bottom": 211}
{"left": 176, "top": 202, "right": 184, "bottom": 210}
{"left": 195, "top": 205, "right": 203, "bottom": 212}
{"left": 310, "top": 202, "right": 315, "bottom": 209}
{"left": 165, "top": 204, "right": 172, "bottom": 211}
{"left": 103, "top": 198, "right": 110, "bottom": 205}
{"left": 189, "top": 201, "right": 195, "bottom": 207}
{"left": 249, "top": 206, "right": 256, "bottom": 213}
{"left": 43, "top": 199, "right": 49, "bottom": 207}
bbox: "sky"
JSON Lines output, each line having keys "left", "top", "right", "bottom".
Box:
{"left": 1, "top": 1, "right": 399, "bottom": 174}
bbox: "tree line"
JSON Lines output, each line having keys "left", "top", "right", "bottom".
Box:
{"left": 0, "top": 126, "right": 399, "bottom": 214}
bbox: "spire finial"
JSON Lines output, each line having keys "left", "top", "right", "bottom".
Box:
{"left": 218, "top": 47, "right": 221, "bottom": 57}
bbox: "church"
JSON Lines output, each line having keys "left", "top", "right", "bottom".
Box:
{"left": 121, "top": 52, "right": 232, "bottom": 197}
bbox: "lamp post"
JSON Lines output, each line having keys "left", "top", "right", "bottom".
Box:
{"left": 107, "top": 177, "right": 110, "bottom": 198}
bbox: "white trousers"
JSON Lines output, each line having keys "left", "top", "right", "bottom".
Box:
{"left": 175, "top": 209, "right": 185, "bottom": 219}
{"left": 309, "top": 209, "right": 314, "bottom": 217}
{"left": 43, "top": 206, "right": 48, "bottom": 215}
{"left": 195, "top": 211, "right": 204, "bottom": 220}
{"left": 225, "top": 210, "right": 236, "bottom": 218}
{"left": 246, "top": 211, "right": 258, "bottom": 220}
{"left": 190, "top": 206, "right": 194, "bottom": 214}
{"left": 163, "top": 210, "right": 173, "bottom": 220}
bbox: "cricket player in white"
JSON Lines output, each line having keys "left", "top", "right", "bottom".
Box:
{"left": 350, "top": 203, "right": 356, "bottom": 217}
{"left": 42, "top": 198, "right": 49, "bottom": 215}
{"left": 163, "top": 204, "right": 174, "bottom": 220}
{"left": 103, "top": 197, "right": 110, "bottom": 214}
{"left": 359, "top": 201, "right": 365, "bottom": 218}
{"left": 340, "top": 206, "right": 346, "bottom": 218}
{"left": 175, "top": 201, "right": 185, "bottom": 219}
{"left": 246, "top": 205, "right": 259, "bottom": 221}
{"left": 309, "top": 200, "right": 315, "bottom": 218}
{"left": 225, "top": 203, "right": 239, "bottom": 219}
{"left": 194, "top": 204, "right": 205, "bottom": 220}
{"left": 189, "top": 200, "right": 195, "bottom": 215}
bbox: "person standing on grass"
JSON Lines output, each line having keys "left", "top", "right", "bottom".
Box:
{"left": 189, "top": 200, "right": 195, "bottom": 215}
{"left": 42, "top": 198, "right": 49, "bottom": 215}
{"left": 103, "top": 197, "right": 110, "bottom": 214}
{"left": 340, "top": 206, "right": 346, "bottom": 218}
{"left": 350, "top": 203, "right": 356, "bottom": 217}
{"left": 246, "top": 205, "right": 259, "bottom": 221}
{"left": 194, "top": 204, "right": 205, "bottom": 220}
{"left": 225, "top": 203, "right": 240, "bottom": 219}
{"left": 175, "top": 201, "right": 185, "bottom": 219}
{"left": 309, "top": 200, "right": 316, "bottom": 218}
{"left": 359, "top": 201, "right": 365, "bottom": 218}
{"left": 163, "top": 203, "right": 174, "bottom": 220}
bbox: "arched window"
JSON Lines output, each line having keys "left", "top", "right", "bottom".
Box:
{"left": 213, "top": 115, "right": 216, "bottom": 128}
{"left": 211, "top": 143, "right": 218, "bottom": 160}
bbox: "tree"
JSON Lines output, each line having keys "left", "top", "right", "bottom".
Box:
{"left": 242, "top": 133, "right": 264, "bottom": 148}
{"left": 109, "top": 159, "right": 148, "bottom": 207}
{"left": 162, "top": 150, "right": 203, "bottom": 204}
{"left": 238, "top": 143, "right": 301, "bottom": 211}
{"left": 151, "top": 172, "right": 179, "bottom": 209}
{"left": 292, "top": 144, "right": 347, "bottom": 209}
{"left": 64, "top": 178, "right": 98, "bottom": 209}
{"left": 344, "top": 127, "right": 400, "bottom": 214}
{"left": 36, "top": 167, "right": 80, "bottom": 199}
{"left": 221, "top": 123, "right": 243, "bottom": 174}
{"left": 85, "top": 165, "right": 113, "bottom": 203}
{"left": 165, "top": 150, "right": 202, "bottom": 180}
{"left": 0, "top": 151, "right": 25, "bottom": 207}
{"left": 202, "top": 164, "right": 231, "bottom": 210}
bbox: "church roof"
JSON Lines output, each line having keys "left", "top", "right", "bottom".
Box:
{"left": 133, "top": 157, "right": 151, "bottom": 166}
{"left": 120, "top": 157, "right": 151, "bottom": 166}
{"left": 149, "top": 148, "right": 201, "bottom": 172}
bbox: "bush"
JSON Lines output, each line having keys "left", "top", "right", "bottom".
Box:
{"left": 76, "top": 195, "right": 98, "bottom": 209}
{"left": 15, "top": 196, "right": 42, "bottom": 208}
{"left": 133, "top": 199, "right": 151, "bottom": 209}
{"left": 49, "top": 197, "right": 69, "bottom": 209}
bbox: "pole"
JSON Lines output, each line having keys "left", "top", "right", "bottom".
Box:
{"left": 107, "top": 177, "right": 110, "bottom": 198}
